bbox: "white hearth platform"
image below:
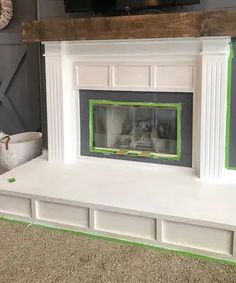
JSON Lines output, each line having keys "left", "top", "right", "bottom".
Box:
{"left": 0, "top": 156, "right": 236, "bottom": 261}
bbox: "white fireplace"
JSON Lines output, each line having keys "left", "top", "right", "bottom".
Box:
{"left": 1, "top": 36, "right": 236, "bottom": 262}
{"left": 44, "top": 37, "right": 231, "bottom": 181}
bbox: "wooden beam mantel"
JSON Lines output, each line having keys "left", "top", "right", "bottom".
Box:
{"left": 22, "top": 9, "right": 236, "bottom": 42}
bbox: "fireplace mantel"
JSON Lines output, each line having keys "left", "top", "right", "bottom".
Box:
{"left": 22, "top": 9, "right": 236, "bottom": 42}
{"left": 43, "top": 37, "right": 231, "bottom": 180}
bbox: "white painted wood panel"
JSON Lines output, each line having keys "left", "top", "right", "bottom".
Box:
{"left": 155, "top": 65, "right": 193, "bottom": 90}
{"left": 36, "top": 201, "right": 89, "bottom": 228}
{"left": 1, "top": 154, "right": 236, "bottom": 260}
{"left": 95, "top": 210, "right": 156, "bottom": 240}
{"left": 113, "top": 65, "right": 150, "bottom": 87}
{"left": 0, "top": 194, "right": 31, "bottom": 217}
{"left": 162, "top": 221, "right": 234, "bottom": 255}
{"left": 45, "top": 53, "right": 64, "bottom": 162}
{"left": 76, "top": 65, "right": 109, "bottom": 88}
{"left": 200, "top": 54, "right": 228, "bottom": 180}
{"left": 44, "top": 37, "right": 231, "bottom": 181}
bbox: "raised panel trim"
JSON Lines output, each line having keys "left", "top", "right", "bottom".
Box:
{"left": 75, "top": 64, "right": 109, "bottom": 88}
{"left": 73, "top": 63, "right": 194, "bottom": 92}
{"left": 36, "top": 200, "right": 89, "bottom": 228}
{"left": 0, "top": 190, "right": 236, "bottom": 259}
{"left": 95, "top": 209, "right": 156, "bottom": 240}
{"left": 113, "top": 65, "right": 151, "bottom": 88}
{"left": 162, "top": 220, "right": 234, "bottom": 256}
{"left": 0, "top": 194, "right": 31, "bottom": 218}
{"left": 155, "top": 65, "right": 194, "bottom": 90}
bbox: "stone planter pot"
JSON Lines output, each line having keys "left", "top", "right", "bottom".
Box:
{"left": 0, "top": 132, "right": 42, "bottom": 171}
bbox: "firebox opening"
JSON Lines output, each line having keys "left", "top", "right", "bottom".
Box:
{"left": 89, "top": 100, "right": 182, "bottom": 161}
{"left": 80, "top": 90, "right": 193, "bottom": 167}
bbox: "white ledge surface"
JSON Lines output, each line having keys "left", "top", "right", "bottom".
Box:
{"left": 0, "top": 156, "right": 236, "bottom": 227}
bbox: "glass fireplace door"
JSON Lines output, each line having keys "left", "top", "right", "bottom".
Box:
{"left": 89, "top": 100, "right": 181, "bottom": 160}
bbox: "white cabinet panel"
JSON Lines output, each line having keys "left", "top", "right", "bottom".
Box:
{"left": 156, "top": 65, "right": 193, "bottom": 90}
{"left": 74, "top": 64, "right": 194, "bottom": 91}
{"left": 37, "top": 201, "right": 89, "bottom": 228}
{"left": 0, "top": 194, "right": 31, "bottom": 217}
{"left": 163, "top": 220, "right": 233, "bottom": 255}
{"left": 95, "top": 210, "right": 156, "bottom": 240}
{"left": 76, "top": 65, "right": 109, "bottom": 88}
{"left": 114, "top": 65, "right": 150, "bottom": 87}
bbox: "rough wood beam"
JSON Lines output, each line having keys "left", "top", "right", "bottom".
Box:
{"left": 22, "top": 9, "right": 236, "bottom": 42}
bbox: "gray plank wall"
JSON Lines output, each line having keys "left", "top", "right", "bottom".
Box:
{"left": 0, "top": 0, "right": 41, "bottom": 135}
{"left": 38, "top": 0, "right": 236, "bottom": 167}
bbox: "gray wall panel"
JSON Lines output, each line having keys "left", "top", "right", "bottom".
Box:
{"left": 0, "top": 0, "right": 41, "bottom": 135}
{"left": 37, "top": 0, "right": 68, "bottom": 19}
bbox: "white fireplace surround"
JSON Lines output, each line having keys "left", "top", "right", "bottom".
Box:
{"left": 0, "top": 37, "right": 234, "bottom": 263}
{"left": 44, "top": 37, "right": 231, "bottom": 181}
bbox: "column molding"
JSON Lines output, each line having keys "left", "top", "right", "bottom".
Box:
{"left": 44, "top": 44, "right": 64, "bottom": 162}
{"left": 200, "top": 38, "right": 231, "bottom": 180}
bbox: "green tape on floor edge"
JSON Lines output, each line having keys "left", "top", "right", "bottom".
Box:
{"left": 0, "top": 216, "right": 235, "bottom": 267}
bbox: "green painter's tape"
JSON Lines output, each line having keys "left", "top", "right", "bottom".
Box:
{"left": 89, "top": 100, "right": 182, "bottom": 161}
{"left": 0, "top": 216, "right": 236, "bottom": 267}
{"left": 89, "top": 100, "right": 94, "bottom": 149}
{"left": 89, "top": 100, "right": 180, "bottom": 108}
{"left": 226, "top": 42, "right": 235, "bottom": 170}
{"left": 176, "top": 103, "right": 182, "bottom": 161}
{"left": 8, "top": 178, "right": 16, "bottom": 184}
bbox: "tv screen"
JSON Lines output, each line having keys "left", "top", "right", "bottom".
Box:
{"left": 64, "top": 0, "right": 92, "bottom": 13}
{"left": 64, "top": 0, "right": 200, "bottom": 14}
{"left": 116, "top": 0, "right": 200, "bottom": 10}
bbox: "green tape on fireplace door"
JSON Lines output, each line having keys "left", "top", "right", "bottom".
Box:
{"left": 225, "top": 42, "right": 235, "bottom": 170}
{"left": 89, "top": 99, "right": 94, "bottom": 150}
{"left": 89, "top": 100, "right": 182, "bottom": 161}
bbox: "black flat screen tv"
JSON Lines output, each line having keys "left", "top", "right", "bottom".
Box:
{"left": 64, "top": 0, "right": 200, "bottom": 14}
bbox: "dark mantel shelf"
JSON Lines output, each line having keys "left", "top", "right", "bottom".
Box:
{"left": 22, "top": 9, "right": 236, "bottom": 42}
